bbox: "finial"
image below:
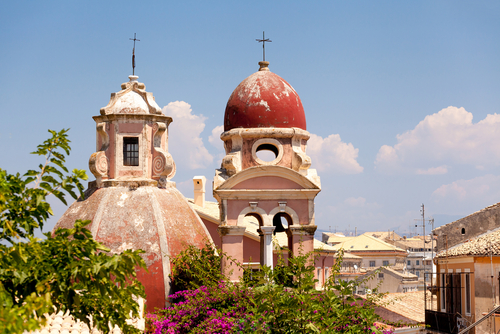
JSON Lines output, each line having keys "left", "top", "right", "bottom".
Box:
{"left": 258, "top": 61, "right": 270, "bottom": 71}
{"left": 256, "top": 31, "right": 272, "bottom": 62}
{"left": 129, "top": 33, "right": 140, "bottom": 75}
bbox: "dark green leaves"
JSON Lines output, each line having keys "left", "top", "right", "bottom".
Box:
{"left": 0, "top": 129, "right": 147, "bottom": 334}
{"left": 0, "top": 129, "right": 87, "bottom": 243}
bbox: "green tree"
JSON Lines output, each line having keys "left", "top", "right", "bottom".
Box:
{"left": 0, "top": 129, "right": 147, "bottom": 334}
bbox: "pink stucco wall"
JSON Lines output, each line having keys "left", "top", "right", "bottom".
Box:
{"left": 201, "top": 217, "right": 221, "bottom": 249}
{"left": 226, "top": 199, "right": 309, "bottom": 225}
{"left": 233, "top": 176, "right": 303, "bottom": 190}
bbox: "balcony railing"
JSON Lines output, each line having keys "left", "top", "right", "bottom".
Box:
{"left": 425, "top": 310, "right": 461, "bottom": 333}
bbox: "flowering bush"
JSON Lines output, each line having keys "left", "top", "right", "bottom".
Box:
{"left": 147, "top": 245, "right": 393, "bottom": 333}
{"left": 147, "top": 283, "right": 254, "bottom": 334}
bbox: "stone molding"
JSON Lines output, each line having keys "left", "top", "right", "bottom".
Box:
{"left": 251, "top": 138, "right": 284, "bottom": 166}
{"left": 220, "top": 127, "right": 310, "bottom": 141}
{"left": 218, "top": 225, "right": 247, "bottom": 236}
{"left": 237, "top": 205, "right": 269, "bottom": 226}
{"left": 268, "top": 205, "right": 300, "bottom": 226}
{"left": 287, "top": 225, "right": 317, "bottom": 236}
{"left": 257, "top": 226, "right": 276, "bottom": 235}
{"left": 215, "top": 189, "right": 320, "bottom": 201}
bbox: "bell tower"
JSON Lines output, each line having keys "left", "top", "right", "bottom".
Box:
{"left": 89, "top": 75, "right": 175, "bottom": 188}
{"left": 214, "top": 61, "right": 321, "bottom": 280}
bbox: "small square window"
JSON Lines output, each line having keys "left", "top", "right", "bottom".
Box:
{"left": 407, "top": 260, "right": 411, "bottom": 265}
{"left": 369, "top": 261, "right": 376, "bottom": 267}
{"left": 378, "top": 273, "right": 384, "bottom": 279}
{"left": 383, "top": 260, "right": 389, "bottom": 266}
{"left": 416, "top": 260, "right": 420, "bottom": 266}
{"left": 123, "top": 137, "right": 139, "bottom": 166}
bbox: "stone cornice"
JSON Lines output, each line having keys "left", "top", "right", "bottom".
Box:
{"left": 93, "top": 114, "right": 172, "bottom": 125}
{"left": 221, "top": 127, "right": 310, "bottom": 141}
{"left": 214, "top": 189, "right": 320, "bottom": 200}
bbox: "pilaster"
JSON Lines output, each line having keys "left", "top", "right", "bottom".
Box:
{"left": 286, "top": 225, "right": 317, "bottom": 259}
{"left": 218, "top": 225, "right": 246, "bottom": 281}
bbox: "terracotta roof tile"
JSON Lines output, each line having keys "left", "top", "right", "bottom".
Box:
{"left": 363, "top": 291, "right": 435, "bottom": 323}
{"left": 331, "top": 234, "right": 407, "bottom": 253}
{"left": 435, "top": 227, "right": 500, "bottom": 258}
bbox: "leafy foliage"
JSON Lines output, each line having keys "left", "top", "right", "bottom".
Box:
{"left": 0, "top": 129, "right": 86, "bottom": 243}
{"left": 0, "top": 129, "right": 147, "bottom": 334}
{"left": 169, "top": 242, "right": 225, "bottom": 293}
{"left": 148, "top": 244, "right": 392, "bottom": 334}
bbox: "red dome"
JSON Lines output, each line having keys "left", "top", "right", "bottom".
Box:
{"left": 224, "top": 62, "right": 306, "bottom": 131}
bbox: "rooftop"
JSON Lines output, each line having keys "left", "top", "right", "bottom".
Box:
{"left": 330, "top": 234, "right": 407, "bottom": 253}
{"left": 435, "top": 226, "right": 500, "bottom": 258}
{"left": 363, "top": 291, "right": 435, "bottom": 324}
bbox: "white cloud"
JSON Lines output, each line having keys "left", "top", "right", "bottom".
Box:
{"left": 344, "top": 197, "right": 367, "bottom": 207}
{"left": 375, "top": 106, "right": 500, "bottom": 173}
{"left": 431, "top": 174, "right": 500, "bottom": 213}
{"left": 162, "top": 101, "right": 213, "bottom": 170}
{"left": 308, "top": 133, "right": 363, "bottom": 174}
{"left": 416, "top": 166, "right": 448, "bottom": 175}
{"left": 208, "top": 125, "right": 224, "bottom": 148}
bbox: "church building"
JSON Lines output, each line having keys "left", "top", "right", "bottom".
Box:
{"left": 52, "top": 59, "right": 329, "bottom": 321}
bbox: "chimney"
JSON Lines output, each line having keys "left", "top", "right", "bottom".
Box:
{"left": 193, "top": 176, "right": 206, "bottom": 208}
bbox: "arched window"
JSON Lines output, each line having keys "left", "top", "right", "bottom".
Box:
{"left": 272, "top": 212, "right": 292, "bottom": 234}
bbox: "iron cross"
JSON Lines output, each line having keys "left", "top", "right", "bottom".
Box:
{"left": 129, "top": 33, "right": 140, "bottom": 75}
{"left": 256, "top": 31, "right": 272, "bottom": 62}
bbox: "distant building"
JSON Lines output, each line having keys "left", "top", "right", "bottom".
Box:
{"left": 427, "top": 203, "right": 500, "bottom": 334}
{"left": 330, "top": 234, "right": 408, "bottom": 271}
{"left": 362, "top": 266, "right": 418, "bottom": 294}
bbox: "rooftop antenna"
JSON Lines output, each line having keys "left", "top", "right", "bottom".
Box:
{"left": 129, "top": 33, "right": 140, "bottom": 75}
{"left": 256, "top": 31, "right": 272, "bottom": 61}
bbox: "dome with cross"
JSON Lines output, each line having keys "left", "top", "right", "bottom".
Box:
{"left": 223, "top": 61, "right": 306, "bottom": 131}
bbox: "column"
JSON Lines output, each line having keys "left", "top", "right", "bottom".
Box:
{"left": 218, "top": 225, "right": 246, "bottom": 282}
{"left": 258, "top": 226, "right": 276, "bottom": 268}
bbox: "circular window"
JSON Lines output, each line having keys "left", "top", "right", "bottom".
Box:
{"left": 251, "top": 139, "right": 283, "bottom": 165}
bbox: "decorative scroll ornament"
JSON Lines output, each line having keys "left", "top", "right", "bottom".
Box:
{"left": 153, "top": 156, "right": 165, "bottom": 175}
{"left": 89, "top": 151, "right": 108, "bottom": 179}
{"left": 89, "top": 122, "right": 110, "bottom": 187}
{"left": 291, "top": 130, "right": 311, "bottom": 174}
{"left": 152, "top": 122, "right": 176, "bottom": 181}
{"left": 221, "top": 153, "right": 241, "bottom": 177}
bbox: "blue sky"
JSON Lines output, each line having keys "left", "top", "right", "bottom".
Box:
{"left": 2, "top": 1, "right": 500, "bottom": 236}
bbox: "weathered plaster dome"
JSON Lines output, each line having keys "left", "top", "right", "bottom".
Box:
{"left": 224, "top": 61, "right": 306, "bottom": 131}
{"left": 55, "top": 184, "right": 211, "bottom": 313}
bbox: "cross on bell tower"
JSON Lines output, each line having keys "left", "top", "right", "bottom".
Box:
{"left": 256, "top": 31, "right": 272, "bottom": 61}
{"left": 129, "top": 33, "right": 140, "bottom": 75}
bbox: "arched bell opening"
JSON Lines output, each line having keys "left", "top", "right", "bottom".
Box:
{"left": 272, "top": 212, "right": 292, "bottom": 235}
{"left": 244, "top": 212, "right": 264, "bottom": 227}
